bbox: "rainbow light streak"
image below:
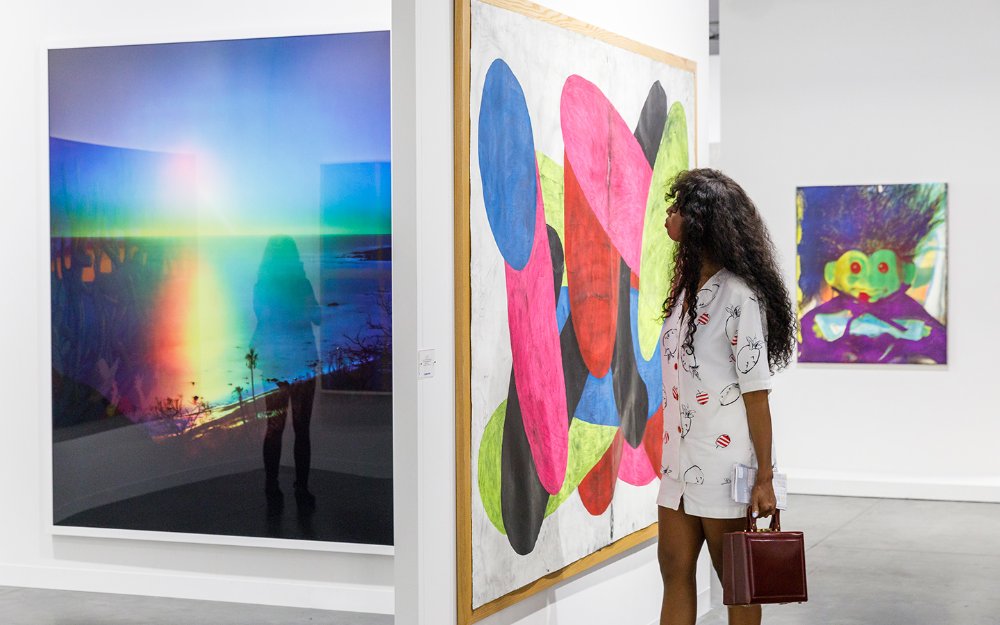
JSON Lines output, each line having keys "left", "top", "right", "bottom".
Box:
{"left": 49, "top": 33, "right": 392, "bottom": 441}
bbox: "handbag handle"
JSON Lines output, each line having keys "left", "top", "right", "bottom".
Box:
{"left": 745, "top": 506, "right": 780, "bottom": 532}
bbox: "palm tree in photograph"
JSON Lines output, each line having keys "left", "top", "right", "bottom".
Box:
{"left": 232, "top": 385, "right": 246, "bottom": 424}
{"left": 245, "top": 348, "right": 259, "bottom": 415}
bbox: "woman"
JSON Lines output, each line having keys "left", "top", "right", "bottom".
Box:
{"left": 250, "top": 235, "right": 322, "bottom": 513}
{"left": 657, "top": 169, "right": 796, "bottom": 625}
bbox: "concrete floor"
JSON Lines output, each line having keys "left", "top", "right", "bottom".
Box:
{"left": 0, "top": 586, "right": 392, "bottom": 625}
{"left": 696, "top": 494, "right": 1000, "bottom": 625}
{"left": 1, "top": 495, "right": 998, "bottom": 624}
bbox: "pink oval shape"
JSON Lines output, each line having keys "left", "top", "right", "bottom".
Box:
{"left": 505, "top": 166, "right": 569, "bottom": 495}
{"left": 561, "top": 75, "right": 653, "bottom": 273}
{"left": 618, "top": 435, "right": 657, "bottom": 486}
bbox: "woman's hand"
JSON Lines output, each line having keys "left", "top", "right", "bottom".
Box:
{"left": 742, "top": 390, "right": 777, "bottom": 519}
{"left": 751, "top": 472, "right": 777, "bottom": 519}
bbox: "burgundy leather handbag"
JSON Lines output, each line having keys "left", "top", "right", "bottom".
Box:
{"left": 722, "top": 507, "right": 808, "bottom": 606}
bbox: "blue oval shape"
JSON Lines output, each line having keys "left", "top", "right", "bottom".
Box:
{"left": 630, "top": 288, "right": 663, "bottom": 418}
{"left": 573, "top": 371, "right": 621, "bottom": 428}
{"left": 478, "top": 59, "right": 536, "bottom": 270}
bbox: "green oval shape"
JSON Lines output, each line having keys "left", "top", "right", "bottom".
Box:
{"left": 638, "top": 102, "right": 689, "bottom": 360}
{"left": 537, "top": 151, "right": 568, "bottom": 287}
{"left": 544, "top": 417, "right": 618, "bottom": 517}
{"left": 478, "top": 400, "right": 507, "bottom": 535}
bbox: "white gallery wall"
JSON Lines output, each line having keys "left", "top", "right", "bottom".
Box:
{"left": 718, "top": 0, "right": 1000, "bottom": 501}
{"left": 0, "top": 0, "right": 710, "bottom": 620}
{"left": 0, "top": 0, "right": 393, "bottom": 613}
{"left": 392, "top": 1, "right": 711, "bottom": 624}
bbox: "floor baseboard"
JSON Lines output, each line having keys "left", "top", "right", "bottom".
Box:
{"left": 0, "top": 564, "right": 394, "bottom": 614}
{"left": 785, "top": 470, "right": 1000, "bottom": 503}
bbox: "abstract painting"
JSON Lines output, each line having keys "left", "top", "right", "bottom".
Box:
{"left": 49, "top": 33, "right": 393, "bottom": 545}
{"left": 456, "top": 0, "right": 697, "bottom": 619}
{"left": 797, "top": 183, "right": 948, "bottom": 364}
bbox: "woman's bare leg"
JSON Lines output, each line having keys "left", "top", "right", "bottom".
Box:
{"left": 658, "top": 500, "right": 705, "bottom": 625}
{"left": 701, "top": 516, "right": 762, "bottom": 625}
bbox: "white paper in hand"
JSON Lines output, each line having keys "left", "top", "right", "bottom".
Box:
{"left": 731, "top": 464, "right": 788, "bottom": 510}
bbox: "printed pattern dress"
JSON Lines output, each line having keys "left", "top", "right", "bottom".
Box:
{"left": 656, "top": 268, "right": 775, "bottom": 519}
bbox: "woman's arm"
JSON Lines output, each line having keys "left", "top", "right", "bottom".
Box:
{"left": 743, "top": 389, "right": 777, "bottom": 518}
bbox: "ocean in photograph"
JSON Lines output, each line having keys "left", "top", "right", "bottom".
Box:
{"left": 50, "top": 231, "right": 390, "bottom": 438}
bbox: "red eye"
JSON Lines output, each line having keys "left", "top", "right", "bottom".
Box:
{"left": 850, "top": 262, "right": 862, "bottom": 274}
{"left": 878, "top": 262, "right": 889, "bottom": 273}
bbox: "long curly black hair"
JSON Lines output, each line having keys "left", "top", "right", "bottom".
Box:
{"left": 662, "top": 168, "right": 796, "bottom": 373}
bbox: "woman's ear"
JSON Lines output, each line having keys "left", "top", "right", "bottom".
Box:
{"left": 902, "top": 261, "right": 917, "bottom": 285}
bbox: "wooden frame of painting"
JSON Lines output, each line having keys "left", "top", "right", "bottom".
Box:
{"left": 455, "top": 0, "right": 698, "bottom": 621}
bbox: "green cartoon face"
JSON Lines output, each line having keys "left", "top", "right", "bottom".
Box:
{"left": 824, "top": 249, "right": 915, "bottom": 303}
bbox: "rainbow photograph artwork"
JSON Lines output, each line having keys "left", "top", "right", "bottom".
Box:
{"left": 49, "top": 33, "right": 393, "bottom": 544}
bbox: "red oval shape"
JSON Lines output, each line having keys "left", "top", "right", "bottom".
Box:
{"left": 578, "top": 431, "right": 624, "bottom": 516}
{"left": 565, "top": 156, "right": 619, "bottom": 377}
{"left": 643, "top": 407, "right": 665, "bottom": 476}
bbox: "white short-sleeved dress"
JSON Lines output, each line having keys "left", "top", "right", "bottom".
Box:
{"left": 656, "top": 268, "right": 776, "bottom": 519}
